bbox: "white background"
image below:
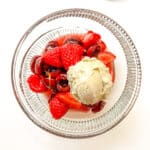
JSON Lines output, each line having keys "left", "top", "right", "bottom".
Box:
{"left": 0, "top": 0, "right": 149, "bottom": 149}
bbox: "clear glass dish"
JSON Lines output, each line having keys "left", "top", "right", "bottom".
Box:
{"left": 11, "top": 8, "right": 141, "bottom": 138}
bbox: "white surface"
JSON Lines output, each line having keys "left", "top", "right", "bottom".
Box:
{"left": 0, "top": 0, "right": 149, "bottom": 149}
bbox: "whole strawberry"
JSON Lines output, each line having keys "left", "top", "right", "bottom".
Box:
{"left": 49, "top": 97, "right": 69, "bottom": 119}
{"left": 61, "top": 44, "right": 84, "bottom": 70}
{"left": 42, "top": 47, "right": 62, "bottom": 68}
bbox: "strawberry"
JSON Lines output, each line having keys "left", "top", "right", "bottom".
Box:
{"left": 87, "top": 44, "right": 101, "bottom": 57}
{"left": 97, "top": 40, "right": 107, "bottom": 52}
{"left": 42, "top": 47, "right": 62, "bottom": 68}
{"left": 106, "top": 61, "right": 115, "bottom": 82}
{"left": 27, "top": 74, "right": 47, "bottom": 92}
{"left": 83, "top": 31, "right": 101, "bottom": 48}
{"left": 49, "top": 97, "right": 69, "bottom": 119}
{"left": 61, "top": 44, "right": 84, "bottom": 70}
{"left": 44, "top": 89, "right": 53, "bottom": 99}
{"left": 55, "top": 92, "right": 89, "bottom": 111}
{"left": 98, "top": 51, "right": 116, "bottom": 65}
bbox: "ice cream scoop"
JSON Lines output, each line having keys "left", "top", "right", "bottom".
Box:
{"left": 67, "top": 57, "right": 113, "bottom": 105}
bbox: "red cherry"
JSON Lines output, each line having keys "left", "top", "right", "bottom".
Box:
{"left": 99, "top": 41, "right": 107, "bottom": 52}
{"left": 56, "top": 74, "right": 70, "bottom": 92}
{"left": 30, "top": 55, "right": 40, "bottom": 73}
{"left": 91, "top": 101, "right": 106, "bottom": 113}
{"left": 44, "top": 41, "right": 59, "bottom": 53}
{"left": 34, "top": 56, "right": 43, "bottom": 74}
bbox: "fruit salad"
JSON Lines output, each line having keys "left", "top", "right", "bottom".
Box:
{"left": 27, "top": 30, "right": 116, "bottom": 119}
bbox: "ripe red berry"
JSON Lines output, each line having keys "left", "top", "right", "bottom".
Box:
{"left": 87, "top": 44, "right": 101, "bottom": 57}
{"left": 30, "top": 55, "right": 41, "bottom": 74}
{"left": 42, "top": 47, "right": 62, "bottom": 68}
{"left": 83, "top": 31, "right": 101, "bottom": 48}
{"left": 27, "top": 74, "right": 47, "bottom": 92}
{"left": 98, "top": 40, "right": 107, "bottom": 52}
{"left": 98, "top": 51, "right": 116, "bottom": 65}
{"left": 61, "top": 44, "right": 84, "bottom": 70}
{"left": 44, "top": 41, "right": 59, "bottom": 53}
{"left": 91, "top": 101, "right": 106, "bottom": 113}
{"left": 55, "top": 92, "right": 89, "bottom": 111}
{"left": 49, "top": 97, "right": 69, "bottom": 119}
{"left": 56, "top": 74, "right": 70, "bottom": 92}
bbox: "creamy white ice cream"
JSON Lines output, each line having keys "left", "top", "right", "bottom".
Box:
{"left": 67, "top": 57, "right": 113, "bottom": 105}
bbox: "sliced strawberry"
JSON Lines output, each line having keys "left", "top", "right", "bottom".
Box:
{"left": 55, "top": 92, "right": 89, "bottom": 111}
{"left": 106, "top": 61, "right": 115, "bottom": 82}
{"left": 87, "top": 44, "right": 101, "bottom": 57}
{"left": 49, "top": 97, "right": 69, "bottom": 119}
{"left": 27, "top": 74, "right": 47, "bottom": 92}
{"left": 97, "top": 40, "right": 107, "bottom": 52}
{"left": 42, "top": 47, "right": 62, "bottom": 68}
{"left": 83, "top": 31, "right": 101, "bottom": 48}
{"left": 98, "top": 51, "right": 116, "bottom": 65}
{"left": 61, "top": 44, "right": 84, "bottom": 70}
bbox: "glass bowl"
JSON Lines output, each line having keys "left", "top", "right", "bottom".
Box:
{"left": 11, "top": 8, "right": 141, "bottom": 138}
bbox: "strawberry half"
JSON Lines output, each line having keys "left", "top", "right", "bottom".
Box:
{"left": 61, "top": 44, "right": 84, "bottom": 70}
{"left": 42, "top": 47, "right": 62, "bottom": 68}
{"left": 83, "top": 31, "right": 101, "bottom": 48}
{"left": 55, "top": 92, "right": 89, "bottom": 111}
{"left": 106, "top": 61, "right": 115, "bottom": 82}
{"left": 27, "top": 74, "right": 47, "bottom": 92}
{"left": 97, "top": 40, "right": 107, "bottom": 52}
{"left": 98, "top": 51, "right": 116, "bottom": 65}
{"left": 49, "top": 97, "right": 69, "bottom": 119}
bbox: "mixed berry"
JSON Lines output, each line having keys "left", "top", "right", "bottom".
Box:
{"left": 27, "top": 30, "right": 116, "bottom": 119}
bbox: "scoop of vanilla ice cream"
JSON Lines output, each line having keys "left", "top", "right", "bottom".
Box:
{"left": 67, "top": 57, "right": 113, "bottom": 105}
